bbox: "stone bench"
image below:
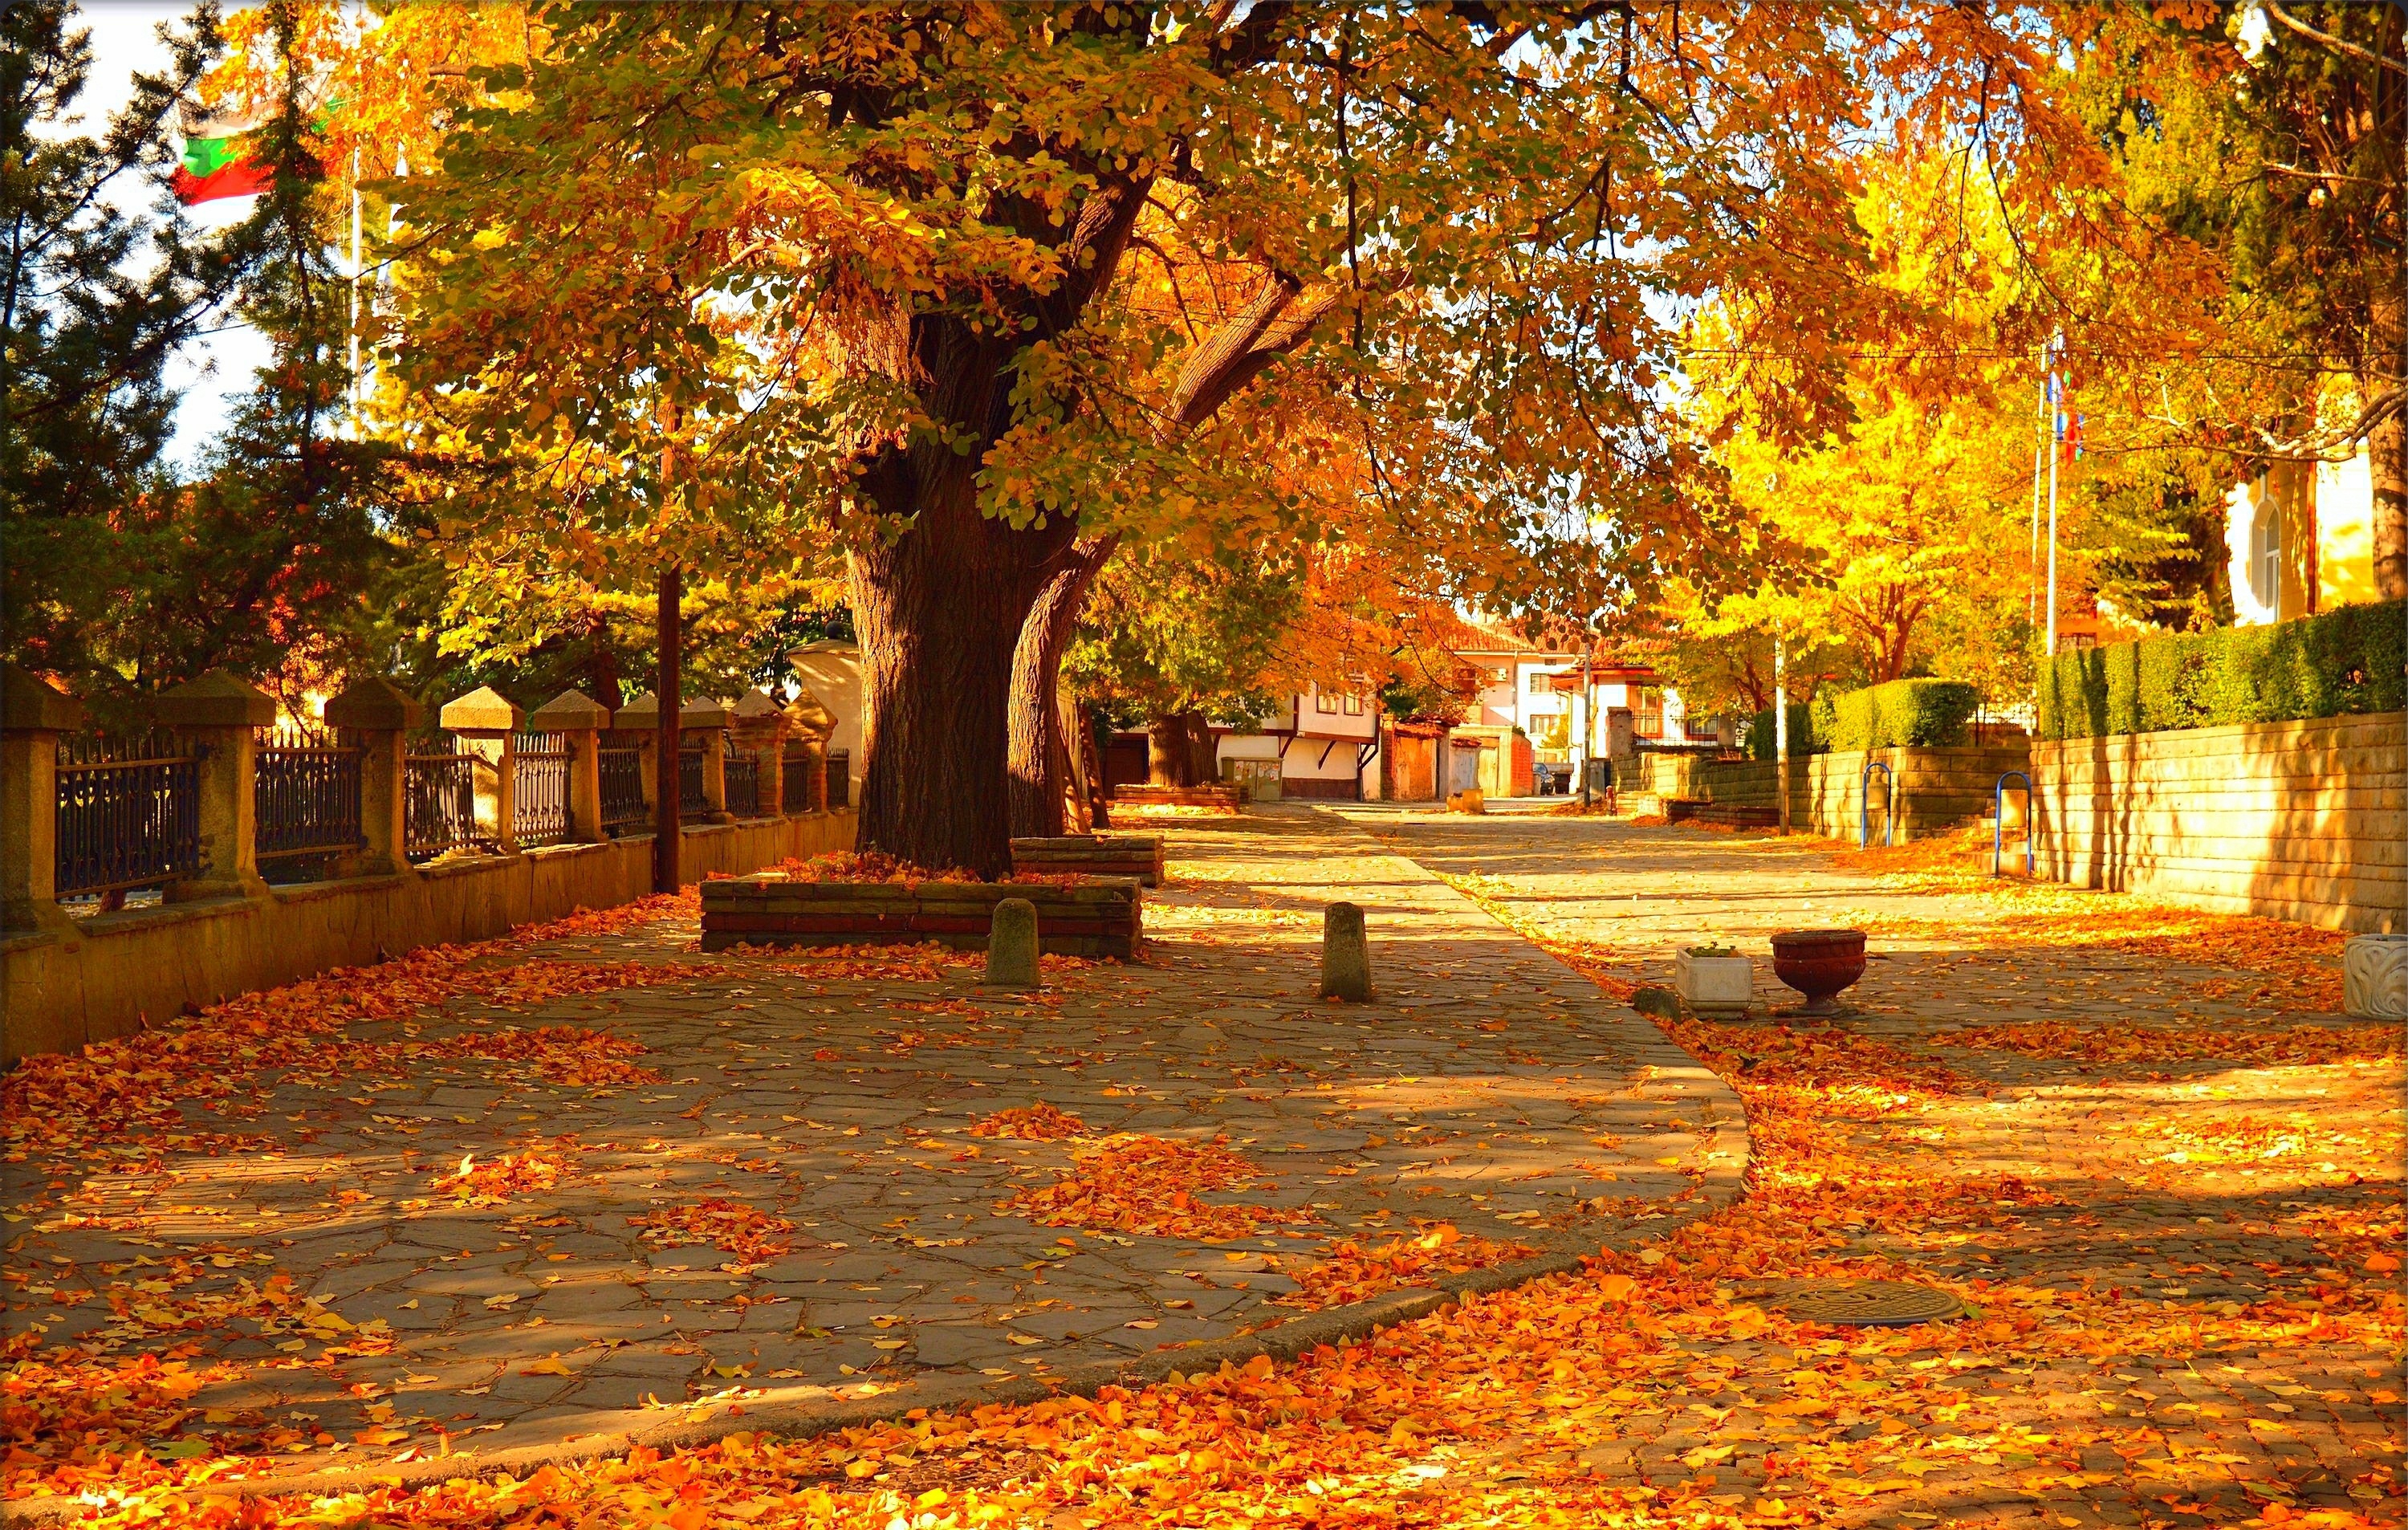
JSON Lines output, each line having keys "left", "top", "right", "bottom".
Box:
{"left": 700, "top": 874, "right": 1142, "bottom": 958}
{"left": 1009, "top": 835, "right": 1165, "bottom": 887}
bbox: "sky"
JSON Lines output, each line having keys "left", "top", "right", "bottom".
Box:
{"left": 70, "top": 1, "right": 275, "bottom": 466}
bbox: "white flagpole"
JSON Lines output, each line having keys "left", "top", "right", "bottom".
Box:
{"left": 347, "top": 146, "right": 361, "bottom": 439}
{"left": 2029, "top": 363, "right": 2047, "bottom": 628}
{"left": 2045, "top": 366, "right": 2062, "bottom": 657}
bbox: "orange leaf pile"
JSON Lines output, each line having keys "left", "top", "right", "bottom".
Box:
{"left": 1008, "top": 1136, "right": 1313, "bottom": 1242}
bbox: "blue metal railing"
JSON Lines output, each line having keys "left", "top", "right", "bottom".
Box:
{"left": 1859, "top": 759, "right": 1894, "bottom": 848}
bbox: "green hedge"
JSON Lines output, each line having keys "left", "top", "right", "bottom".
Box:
{"left": 1811, "top": 678, "right": 1981, "bottom": 751}
{"left": 1744, "top": 702, "right": 1821, "bottom": 760}
{"left": 2036, "top": 600, "right": 2405, "bottom": 739}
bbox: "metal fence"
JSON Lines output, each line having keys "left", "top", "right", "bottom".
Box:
{"left": 512, "top": 730, "right": 571, "bottom": 846}
{"left": 600, "top": 743, "right": 647, "bottom": 833}
{"left": 724, "top": 747, "right": 760, "bottom": 817}
{"left": 405, "top": 734, "right": 481, "bottom": 861}
{"left": 781, "top": 751, "right": 816, "bottom": 813}
{"left": 55, "top": 730, "right": 201, "bottom": 899}
{"left": 826, "top": 749, "right": 850, "bottom": 808}
{"left": 678, "top": 745, "right": 706, "bottom": 816}
{"left": 254, "top": 723, "right": 363, "bottom": 874}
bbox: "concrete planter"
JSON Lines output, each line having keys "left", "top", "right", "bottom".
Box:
{"left": 1110, "top": 783, "right": 1241, "bottom": 811}
{"left": 1010, "top": 835, "right": 1165, "bottom": 887}
{"left": 2343, "top": 934, "right": 2408, "bottom": 1019}
{"left": 1674, "top": 950, "right": 1755, "bottom": 1015}
{"left": 700, "top": 874, "right": 1142, "bottom": 958}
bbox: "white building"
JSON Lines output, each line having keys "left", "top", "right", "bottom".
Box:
{"left": 1214, "top": 684, "right": 1381, "bottom": 800}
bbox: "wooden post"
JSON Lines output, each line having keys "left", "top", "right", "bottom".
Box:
{"left": 531, "top": 689, "right": 609, "bottom": 842}
{"left": 1774, "top": 636, "right": 1791, "bottom": 836}
{"left": 325, "top": 676, "right": 423, "bottom": 877}
{"left": 440, "top": 686, "right": 525, "bottom": 853}
{"left": 155, "top": 669, "right": 276, "bottom": 902}
{"left": 2, "top": 665, "right": 83, "bottom": 934}
{"left": 654, "top": 565, "right": 682, "bottom": 893}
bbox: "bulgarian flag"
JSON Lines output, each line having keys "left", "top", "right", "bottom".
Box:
{"left": 173, "top": 103, "right": 275, "bottom": 204}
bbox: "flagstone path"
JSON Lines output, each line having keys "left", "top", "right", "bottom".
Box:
{"left": 4, "top": 807, "right": 1741, "bottom": 1502}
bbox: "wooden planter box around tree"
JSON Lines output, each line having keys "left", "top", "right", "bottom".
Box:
{"left": 1010, "top": 835, "right": 1165, "bottom": 886}
{"left": 700, "top": 874, "right": 1143, "bottom": 958}
{"left": 1111, "top": 783, "right": 1242, "bottom": 810}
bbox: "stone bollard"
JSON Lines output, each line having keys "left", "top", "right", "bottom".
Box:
{"left": 2343, "top": 934, "right": 2408, "bottom": 1019}
{"left": 984, "top": 897, "right": 1040, "bottom": 989}
{"left": 1320, "top": 901, "right": 1372, "bottom": 1002}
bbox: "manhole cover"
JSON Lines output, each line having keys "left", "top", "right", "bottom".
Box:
{"left": 1763, "top": 1280, "right": 1962, "bottom": 1327}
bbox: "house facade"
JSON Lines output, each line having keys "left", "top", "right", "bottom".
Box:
{"left": 1444, "top": 621, "right": 1695, "bottom": 791}
{"left": 2224, "top": 446, "right": 2381, "bottom": 625}
{"left": 1214, "top": 684, "right": 1381, "bottom": 800}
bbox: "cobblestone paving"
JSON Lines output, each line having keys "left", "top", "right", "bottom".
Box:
{"left": 5, "top": 807, "right": 1738, "bottom": 1489}
{"left": 1340, "top": 805, "right": 2404, "bottom": 1528}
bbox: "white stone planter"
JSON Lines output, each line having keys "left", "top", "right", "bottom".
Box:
{"left": 2343, "top": 934, "right": 2408, "bottom": 1019}
{"left": 1675, "top": 950, "right": 1755, "bottom": 1015}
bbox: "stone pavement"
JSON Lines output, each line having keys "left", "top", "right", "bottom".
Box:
{"left": 3, "top": 807, "right": 1741, "bottom": 1502}
{"left": 1336, "top": 805, "right": 2405, "bottom": 1528}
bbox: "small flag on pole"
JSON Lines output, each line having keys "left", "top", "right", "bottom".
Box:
{"left": 173, "top": 103, "right": 273, "bottom": 204}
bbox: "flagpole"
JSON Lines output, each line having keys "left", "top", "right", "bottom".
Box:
{"left": 347, "top": 146, "right": 361, "bottom": 440}
{"left": 2028, "top": 362, "right": 2046, "bottom": 629}
{"left": 2045, "top": 364, "right": 2062, "bottom": 658}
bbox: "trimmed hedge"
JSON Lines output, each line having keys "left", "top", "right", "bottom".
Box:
{"left": 1812, "top": 678, "right": 1981, "bottom": 751}
{"left": 1744, "top": 702, "right": 1821, "bottom": 760}
{"left": 2036, "top": 599, "right": 2405, "bottom": 739}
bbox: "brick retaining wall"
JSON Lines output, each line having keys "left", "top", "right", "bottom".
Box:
{"left": 2031, "top": 712, "right": 2404, "bottom": 933}
{"left": 2, "top": 812, "right": 856, "bottom": 1064}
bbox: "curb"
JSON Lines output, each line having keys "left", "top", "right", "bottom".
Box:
{"left": 2, "top": 810, "right": 1754, "bottom": 1524}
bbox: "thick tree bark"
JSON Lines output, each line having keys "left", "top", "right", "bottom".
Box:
{"left": 1007, "top": 535, "right": 1117, "bottom": 837}
{"left": 1182, "top": 710, "right": 1217, "bottom": 783}
{"left": 1079, "top": 706, "right": 1110, "bottom": 829}
{"left": 1147, "top": 714, "right": 1190, "bottom": 785}
{"left": 2369, "top": 280, "right": 2406, "bottom": 600}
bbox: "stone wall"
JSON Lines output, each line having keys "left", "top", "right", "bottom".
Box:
{"left": 2031, "top": 712, "right": 2404, "bottom": 933}
{"left": 1631, "top": 745, "right": 2031, "bottom": 842}
{"left": 2, "top": 812, "right": 855, "bottom": 1064}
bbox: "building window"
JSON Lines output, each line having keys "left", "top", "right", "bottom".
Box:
{"left": 1633, "top": 688, "right": 1664, "bottom": 739}
{"left": 2252, "top": 498, "right": 2282, "bottom": 609}
{"left": 1341, "top": 694, "right": 1361, "bottom": 715}
{"left": 1316, "top": 690, "right": 1337, "bottom": 714}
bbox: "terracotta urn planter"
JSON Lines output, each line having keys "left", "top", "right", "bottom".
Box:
{"left": 1770, "top": 928, "right": 1868, "bottom": 1016}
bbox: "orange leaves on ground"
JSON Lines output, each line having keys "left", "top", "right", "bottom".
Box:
{"left": 433, "top": 1023, "right": 662, "bottom": 1088}
{"left": 0, "top": 1343, "right": 227, "bottom": 1501}
{"left": 1008, "top": 1135, "right": 1312, "bottom": 1242}
{"left": 1109, "top": 802, "right": 1239, "bottom": 820}
{"left": 1930, "top": 1019, "right": 2399, "bottom": 1068}
{"left": 969, "top": 1104, "right": 1089, "bottom": 1141}
{"left": 756, "top": 851, "right": 1094, "bottom": 889}
{"left": 630, "top": 1199, "right": 795, "bottom": 1268}
{"left": 431, "top": 1145, "right": 571, "bottom": 1204}
{"left": 1276, "top": 1223, "right": 1535, "bottom": 1311}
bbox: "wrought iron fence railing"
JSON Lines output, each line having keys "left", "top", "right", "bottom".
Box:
{"left": 724, "top": 749, "right": 760, "bottom": 817}
{"left": 599, "top": 743, "right": 647, "bottom": 833}
{"left": 678, "top": 746, "right": 706, "bottom": 817}
{"left": 511, "top": 730, "right": 571, "bottom": 846}
{"left": 781, "top": 751, "right": 815, "bottom": 813}
{"left": 55, "top": 730, "right": 201, "bottom": 901}
{"left": 405, "top": 733, "right": 482, "bottom": 861}
{"left": 825, "top": 749, "right": 850, "bottom": 808}
{"left": 254, "top": 723, "right": 363, "bottom": 877}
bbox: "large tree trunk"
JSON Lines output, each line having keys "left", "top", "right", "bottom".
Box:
{"left": 851, "top": 458, "right": 1068, "bottom": 877}
{"left": 652, "top": 565, "right": 681, "bottom": 894}
{"left": 1006, "top": 535, "right": 1117, "bottom": 837}
{"left": 1147, "top": 714, "right": 1190, "bottom": 785}
{"left": 1182, "top": 710, "right": 1217, "bottom": 783}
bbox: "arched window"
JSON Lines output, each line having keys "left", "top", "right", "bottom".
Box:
{"left": 2251, "top": 496, "right": 2283, "bottom": 610}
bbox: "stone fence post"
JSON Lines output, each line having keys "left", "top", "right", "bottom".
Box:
{"left": 531, "top": 689, "right": 609, "bottom": 842}
{"left": 731, "top": 689, "right": 788, "bottom": 816}
{"left": 616, "top": 690, "right": 661, "bottom": 813}
{"left": 441, "top": 686, "right": 524, "bottom": 854}
{"left": 786, "top": 691, "right": 836, "bottom": 812}
{"left": 325, "top": 676, "right": 423, "bottom": 877}
{"left": 683, "top": 698, "right": 731, "bottom": 822}
{"left": 156, "top": 669, "right": 275, "bottom": 903}
{"left": 2, "top": 664, "right": 84, "bottom": 934}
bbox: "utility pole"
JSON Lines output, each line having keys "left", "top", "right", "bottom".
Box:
{"left": 2028, "top": 366, "right": 2046, "bottom": 628}
{"left": 1774, "top": 634, "right": 1790, "bottom": 836}
{"left": 653, "top": 564, "right": 682, "bottom": 894}
{"left": 2044, "top": 336, "right": 2064, "bottom": 656}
